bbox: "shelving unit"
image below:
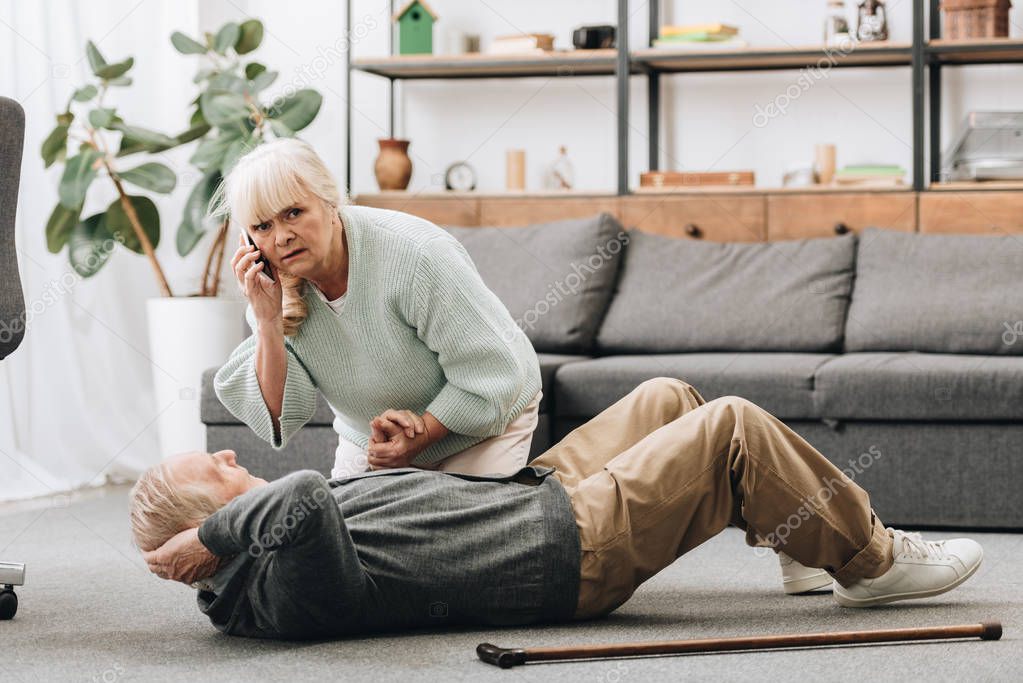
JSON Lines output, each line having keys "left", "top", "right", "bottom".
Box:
{"left": 344, "top": 0, "right": 1023, "bottom": 196}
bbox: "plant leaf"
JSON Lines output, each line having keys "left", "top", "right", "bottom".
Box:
{"left": 95, "top": 56, "right": 134, "bottom": 80}
{"left": 174, "top": 121, "right": 212, "bottom": 145}
{"left": 68, "top": 212, "right": 115, "bottom": 277}
{"left": 266, "top": 89, "right": 322, "bottom": 133}
{"left": 214, "top": 23, "right": 241, "bottom": 55}
{"left": 58, "top": 149, "right": 102, "bottom": 210}
{"left": 189, "top": 131, "right": 242, "bottom": 172}
{"left": 112, "top": 123, "right": 178, "bottom": 156}
{"left": 189, "top": 107, "right": 207, "bottom": 127}
{"left": 45, "top": 203, "right": 82, "bottom": 253}
{"left": 249, "top": 69, "right": 277, "bottom": 94}
{"left": 119, "top": 162, "right": 177, "bottom": 194}
{"left": 41, "top": 124, "right": 70, "bottom": 168}
{"left": 268, "top": 119, "right": 294, "bottom": 138}
{"left": 107, "top": 76, "right": 132, "bottom": 87}
{"left": 85, "top": 40, "right": 107, "bottom": 75}
{"left": 193, "top": 67, "right": 216, "bottom": 84}
{"left": 235, "top": 19, "right": 263, "bottom": 55}
{"left": 207, "top": 73, "right": 248, "bottom": 95}
{"left": 177, "top": 170, "right": 222, "bottom": 256}
{"left": 104, "top": 195, "right": 160, "bottom": 254}
{"left": 200, "top": 90, "right": 251, "bottom": 128}
{"left": 72, "top": 85, "right": 98, "bottom": 102}
{"left": 171, "top": 31, "right": 207, "bottom": 55}
{"left": 88, "top": 107, "right": 119, "bottom": 129}
{"left": 221, "top": 135, "right": 256, "bottom": 175}
{"left": 244, "top": 62, "right": 266, "bottom": 80}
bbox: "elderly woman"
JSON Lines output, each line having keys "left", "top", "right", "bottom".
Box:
{"left": 212, "top": 139, "right": 541, "bottom": 477}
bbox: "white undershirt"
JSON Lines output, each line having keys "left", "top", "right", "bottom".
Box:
{"left": 312, "top": 285, "right": 347, "bottom": 316}
{"left": 311, "top": 284, "right": 363, "bottom": 477}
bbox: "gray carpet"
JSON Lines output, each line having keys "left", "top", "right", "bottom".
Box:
{"left": 0, "top": 485, "right": 1019, "bottom": 682}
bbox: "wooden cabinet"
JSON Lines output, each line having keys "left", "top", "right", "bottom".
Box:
{"left": 353, "top": 194, "right": 480, "bottom": 226}
{"left": 767, "top": 192, "right": 916, "bottom": 240}
{"left": 620, "top": 195, "right": 765, "bottom": 241}
{"left": 354, "top": 189, "right": 1023, "bottom": 238}
{"left": 919, "top": 191, "right": 1023, "bottom": 234}
{"left": 478, "top": 196, "right": 621, "bottom": 226}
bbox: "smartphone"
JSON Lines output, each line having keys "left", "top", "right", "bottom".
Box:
{"left": 245, "top": 231, "right": 275, "bottom": 282}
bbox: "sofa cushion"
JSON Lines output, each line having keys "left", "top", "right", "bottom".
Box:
{"left": 845, "top": 228, "right": 1023, "bottom": 354}
{"left": 553, "top": 353, "right": 837, "bottom": 420}
{"left": 596, "top": 230, "right": 856, "bottom": 353}
{"left": 444, "top": 213, "right": 626, "bottom": 353}
{"left": 815, "top": 352, "right": 1023, "bottom": 420}
{"left": 536, "top": 353, "right": 590, "bottom": 414}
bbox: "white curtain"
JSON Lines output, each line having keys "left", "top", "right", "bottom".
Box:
{"left": 0, "top": 0, "right": 209, "bottom": 501}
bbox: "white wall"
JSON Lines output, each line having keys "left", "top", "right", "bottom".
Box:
{"left": 209, "top": 0, "right": 1023, "bottom": 194}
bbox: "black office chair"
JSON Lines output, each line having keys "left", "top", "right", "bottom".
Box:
{"left": 1, "top": 95, "right": 28, "bottom": 619}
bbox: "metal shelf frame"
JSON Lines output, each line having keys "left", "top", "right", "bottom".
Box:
{"left": 344, "top": 1, "right": 1022, "bottom": 196}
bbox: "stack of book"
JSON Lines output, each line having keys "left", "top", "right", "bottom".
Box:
{"left": 486, "top": 33, "right": 556, "bottom": 55}
{"left": 653, "top": 23, "right": 746, "bottom": 49}
{"left": 833, "top": 165, "right": 907, "bottom": 187}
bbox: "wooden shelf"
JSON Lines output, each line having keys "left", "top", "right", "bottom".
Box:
{"left": 354, "top": 186, "right": 917, "bottom": 200}
{"left": 632, "top": 42, "right": 913, "bottom": 73}
{"left": 927, "top": 38, "right": 1023, "bottom": 65}
{"left": 352, "top": 49, "right": 629, "bottom": 79}
{"left": 929, "top": 180, "right": 1023, "bottom": 191}
{"left": 633, "top": 184, "right": 911, "bottom": 194}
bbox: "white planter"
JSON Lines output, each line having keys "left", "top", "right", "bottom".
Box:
{"left": 146, "top": 297, "right": 247, "bottom": 459}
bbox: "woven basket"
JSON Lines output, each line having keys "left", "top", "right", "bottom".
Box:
{"left": 941, "top": 0, "right": 1012, "bottom": 39}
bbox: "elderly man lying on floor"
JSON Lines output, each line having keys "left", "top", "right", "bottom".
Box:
{"left": 132, "top": 378, "right": 983, "bottom": 640}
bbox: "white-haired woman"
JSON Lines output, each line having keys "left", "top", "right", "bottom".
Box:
{"left": 212, "top": 138, "right": 542, "bottom": 477}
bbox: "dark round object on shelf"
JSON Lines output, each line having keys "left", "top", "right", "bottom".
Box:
{"left": 0, "top": 588, "right": 17, "bottom": 620}
{"left": 834, "top": 222, "right": 851, "bottom": 235}
{"left": 685, "top": 223, "right": 703, "bottom": 238}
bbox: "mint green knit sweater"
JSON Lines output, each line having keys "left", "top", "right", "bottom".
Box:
{"left": 214, "top": 205, "right": 542, "bottom": 465}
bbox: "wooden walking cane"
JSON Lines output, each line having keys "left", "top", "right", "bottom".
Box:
{"left": 477, "top": 621, "right": 1002, "bottom": 669}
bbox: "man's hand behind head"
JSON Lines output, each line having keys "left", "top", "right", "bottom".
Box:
{"left": 142, "top": 527, "right": 223, "bottom": 585}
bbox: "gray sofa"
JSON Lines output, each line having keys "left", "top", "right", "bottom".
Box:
{"left": 202, "top": 213, "right": 1023, "bottom": 529}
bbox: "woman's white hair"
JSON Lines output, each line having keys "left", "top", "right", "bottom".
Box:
{"left": 209, "top": 138, "right": 348, "bottom": 336}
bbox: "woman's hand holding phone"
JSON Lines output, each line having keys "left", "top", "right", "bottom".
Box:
{"left": 231, "top": 231, "right": 282, "bottom": 328}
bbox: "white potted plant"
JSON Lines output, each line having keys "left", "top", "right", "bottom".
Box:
{"left": 41, "top": 20, "right": 323, "bottom": 458}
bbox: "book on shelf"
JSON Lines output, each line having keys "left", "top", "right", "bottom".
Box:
{"left": 660, "top": 23, "right": 739, "bottom": 38}
{"left": 833, "top": 165, "right": 907, "bottom": 187}
{"left": 640, "top": 170, "right": 755, "bottom": 187}
{"left": 486, "top": 33, "right": 555, "bottom": 55}
{"left": 652, "top": 37, "right": 748, "bottom": 50}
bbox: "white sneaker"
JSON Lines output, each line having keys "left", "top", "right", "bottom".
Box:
{"left": 834, "top": 528, "right": 983, "bottom": 607}
{"left": 778, "top": 551, "right": 833, "bottom": 594}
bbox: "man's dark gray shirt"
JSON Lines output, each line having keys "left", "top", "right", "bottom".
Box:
{"left": 195, "top": 465, "right": 581, "bottom": 639}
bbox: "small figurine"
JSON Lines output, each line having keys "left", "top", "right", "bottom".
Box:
{"left": 543, "top": 146, "right": 575, "bottom": 191}
{"left": 824, "top": 0, "right": 852, "bottom": 47}
{"left": 857, "top": 0, "right": 889, "bottom": 42}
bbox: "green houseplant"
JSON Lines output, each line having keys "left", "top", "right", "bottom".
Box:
{"left": 171, "top": 19, "right": 322, "bottom": 296}
{"left": 40, "top": 21, "right": 323, "bottom": 461}
{"left": 41, "top": 19, "right": 323, "bottom": 298}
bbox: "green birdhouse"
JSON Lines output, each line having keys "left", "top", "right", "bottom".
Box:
{"left": 393, "top": 0, "right": 437, "bottom": 55}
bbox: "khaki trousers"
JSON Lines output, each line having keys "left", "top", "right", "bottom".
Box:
{"left": 530, "top": 378, "right": 895, "bottom": 619}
